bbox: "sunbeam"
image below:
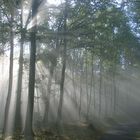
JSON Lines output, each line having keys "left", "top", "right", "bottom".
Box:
{"left": 0, "top": 0, "right": 140, "bottom": 140}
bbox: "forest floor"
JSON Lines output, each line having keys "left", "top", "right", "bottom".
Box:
{"left": 1, "top": 122, "right": 104, "bottom": 140}
{"left": 33, "top": 122, "right": 103, "bottom": 140}
{"left": 2, "top": 121, "right": 140, "bottom": 140}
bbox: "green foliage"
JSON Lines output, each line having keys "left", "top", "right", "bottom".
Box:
{"left": 0, "top": 0, "right": 140, "bottom": 138}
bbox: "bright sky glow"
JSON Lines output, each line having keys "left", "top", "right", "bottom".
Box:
{"left": 47, "top": 0, "right": 64, "bottom": 6}
{"left": 25, "top": 0, "right": 123, "bottom": 30}
{"left": 116, "top": 0, "right": 122, "bottom": 4}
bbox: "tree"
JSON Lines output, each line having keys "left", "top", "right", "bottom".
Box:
{"left": 2, "top": 0, "right": 15, "bottom": 137}
{"left": 24, "top": 0, "right": 42, "bottom": 139}
{"left": 56, "top": 0, "right": 68, "bottom": 130}
{"left": 14, "top": 0, "right": 24, "bottom": 135}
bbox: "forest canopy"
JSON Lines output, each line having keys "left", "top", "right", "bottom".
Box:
{"left": 0, "top": 0, "right": 140, "bottom": 140}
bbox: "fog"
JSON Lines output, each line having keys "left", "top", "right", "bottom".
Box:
{"left": 0, "top": 48, "right": 140, "bottom": 136}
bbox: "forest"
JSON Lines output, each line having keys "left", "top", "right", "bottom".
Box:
{"left": 0, "top": 0, "right": 140, "bottom": 140}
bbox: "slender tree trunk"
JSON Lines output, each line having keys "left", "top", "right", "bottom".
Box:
{"left": 99, "top": 57, "right": 103, "bottom": 118}
{"left": 3, "top": 15, "right": 14, "bottom": 138}
{"left": 93, "top": 67, "right": 96, "bottom": 115}
{"left": 56, "top": 0, "right": 67, "bottom": 129}
{"left": 43, "top": 64, "right": 54, "bottom": 126}
{"left": 24, "top": 0, "right": 38, "bottom": 139}
{"left": 79, "top": 63, "right": 83, "bottom": 120}
{"left": 85, "top": 49, "right": 89, "bottom": 120}
{"left": 71, "top": 52, "right": 78, "bottom": 107}
{"left": 78, "top": 51, "right": 83, "bottom": 120}
{"left": 72, "top": 52, "right": 76, "bottom": 99}
{"left": 56, "top": 46, "right": 67, "bottom": 128}
{"left": 104, "top": 81, "right": 108, "bottom": 118}
{"left": 43, "top": 21, "right": 61, "bottom": 126}
{"left": 87, "top": 54, "right": 94, "bottom": 120}
{"left": 113, "top": 67, "right": 117, "bottom": 115}
{"left": 14, "top": 4, "right": 24, "bottom": 134}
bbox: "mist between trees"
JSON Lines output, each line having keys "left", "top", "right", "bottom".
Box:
{"left": 0, "top": 0, "right": 140, "bottom": 140}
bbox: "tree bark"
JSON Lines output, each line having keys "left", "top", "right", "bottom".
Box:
{"left": 14, "top": 4, "right": 24, "bottom": 134}
{"left": 43, "top": 63, "right": 54, "bottom": 126}
{"left": 87, "top": 53, "right": 94, "bottom": 120}
{"left": 56, "top": 0, "right": 67, "bottom": 129}
{"left": 3, "top": 15, "right": 14, "bottom": 137}
{"left": 43, "top": 20, "right": 61, "bottom": 126}
{"left": 79, "top": 56, "right": 83, "bottom": 120}
{"left": 99, "top": 56, "right": 103, "bottom": 118}
{"left": 85, "top": 49, "right": 89, "bottom": 120}
{"left": 24, "top": 0, "right": 38, "bottom": 139}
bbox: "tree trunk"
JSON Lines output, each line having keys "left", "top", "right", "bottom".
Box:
{"left": 3, "top": 15, "right": 14, "bottom": 137}
{"left": 113, "top": 66, "right": 117, "bottom": 115}
{"left": 79, "top": 61, "right": 83, "bottom": 120}
{"left": 99, "top": 57, "right": 103, "bottom": 118}
{"left": 104, "top": 81, "right": 108, "bottom": 118}
{"left": 85, "top": 49, "right": 89, "bottom": 120}
{"left": 56, "top": 0, "right": 67, "bottom": 129}
{"left": 43, "top": 21, "right": 61, "bottom": 126}
{"left": 14, "top": 4, "right": 24, "bottom": 134}
{"left": 43, "top": 63, "right": 54, "bottom": 126}
{"left": 24, "top": 0, "right": 38, "bottom": 139}
{"left": 87, "top": 54, "right": 94, "bottom": 120}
